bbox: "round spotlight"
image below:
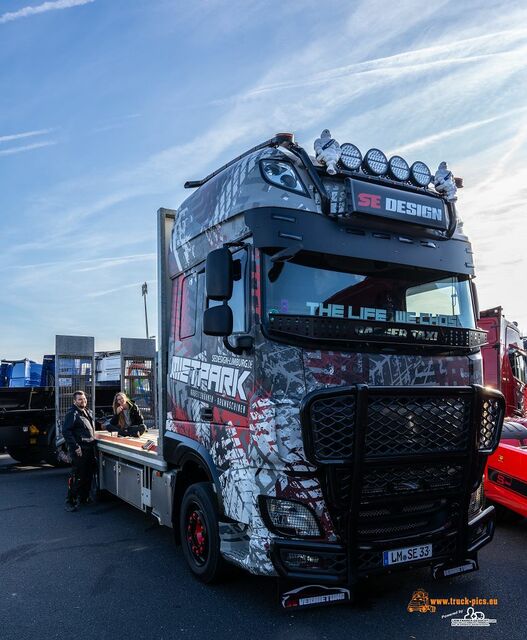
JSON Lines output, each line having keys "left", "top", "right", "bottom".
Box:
{"left": 339, "top": 143, "right": 362, "bottom": 171}
{"left": 388, "top": 155, "right": 410, "bottom": 181}
{"left": 410, "top": 161, "right": 432, "bottom": 187}
{"left": 362, "top": 148, "right": 388, "bottom": 176}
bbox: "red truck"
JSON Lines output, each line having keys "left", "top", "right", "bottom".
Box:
{"left": 479, "top": 307, "right": 527, "bottom": 518}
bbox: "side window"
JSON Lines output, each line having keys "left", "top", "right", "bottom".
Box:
{"left": 231, "top": 250, "right": 248, "bottom": 333}
{"left": 180, "top": 273, "right": 198, "bottom": 339}
{"left": 208, "top": 249, "right": 248, "bottom": 333}
{"left": 510, "top": 351, "right": 527, "bottom": 383}
{"left": 170, "top": 276, "right": 181, "bottom": 341}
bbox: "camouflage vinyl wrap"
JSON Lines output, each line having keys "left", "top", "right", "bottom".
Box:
{"left": 166, "top": 147, "right": 483, "bottom": 576}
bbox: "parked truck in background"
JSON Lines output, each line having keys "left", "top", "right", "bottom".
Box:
{"left": 0, "top": 352, "right": 119, "bottom": 465}
{"left": 479, "top": 307, "right": 527, "bottom": 518}
{"left": 90, "top": 130, "right": 505, "bottom": 608}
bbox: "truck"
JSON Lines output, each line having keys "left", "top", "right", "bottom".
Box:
{"left": 479, "top": 307, "right": 527, "bottom": 518}
{"left": 0, "top": 358, "right": 43, "bottom": 388}
{"left": 91, "top": 130, "right": 504, "bottom": 608}
{"left": 0, "top": 351, "right": 119, "bottom": 465}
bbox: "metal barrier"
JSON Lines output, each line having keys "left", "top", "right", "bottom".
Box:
{"left": 120, "top": 338, "right": 156, "bottom": 429}
{"left": 55, "top": 335, "right": 95, "bottom": 445}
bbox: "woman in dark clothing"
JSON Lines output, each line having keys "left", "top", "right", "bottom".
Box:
{"left": 109, "top": 392, "right": 146, "bottom": 437}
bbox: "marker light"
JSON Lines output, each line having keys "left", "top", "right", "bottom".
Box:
{"left": 410, "top": 161, "right": 432, "bottom": 187}
{"left": 339, "top": 143, "right": 362, "bottom": 171}
{"left": 362, "top": 148, "right": 388, "bottom": 176}
{"left": 260, "top": 159, "right": 307, "bottom": 196}
{"left": 388, "top": 155, "right": 410, "bottom": 181}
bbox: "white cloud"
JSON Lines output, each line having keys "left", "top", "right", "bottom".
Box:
{"left": 3, "top": 0, "right": 527, "bottom": 356}
{"left": 0, "top": 253, "right": 155, "bottom": 274}
{"left": 389, "top": 107, "right": 527, "bottom": 155}
{"left": 0, "top": 0, "right": 95, "bottom": 25}
{"left": 0, "top": 140, "right": 57, "bottom": 156}
{"left": 214, "top": 27, "right": 527, "bottom": 106}
{"left": 87, "top": 279, "right": 156, "bottom": 299}
{"left": 0, "top": 129, "right": 52, "bottom": 144}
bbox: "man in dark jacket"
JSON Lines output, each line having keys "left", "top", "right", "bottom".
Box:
{"left": 63, "top": 390, "right": 96, "bottom": 512}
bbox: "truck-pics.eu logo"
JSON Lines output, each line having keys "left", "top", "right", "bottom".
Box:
{"left": 450, "top": 607, "right": 497, "bottom": 627}
{"left": 407, "top": 590, "right": 498, "bottom": 627}
{"left": 407, "top": 589, "right": 436, "bottom": 613}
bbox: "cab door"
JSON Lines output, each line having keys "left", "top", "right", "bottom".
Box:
{"left": 168, "top": 266, "right": 205, "bottom": 438}
{"left": 201, "top": 246, "right": 253, "bottom": 430}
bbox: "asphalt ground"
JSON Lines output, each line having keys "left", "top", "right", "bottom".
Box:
{"left": 1, "top": 453, "right": 525, "bottom": 640}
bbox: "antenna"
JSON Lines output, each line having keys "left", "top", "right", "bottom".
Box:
{"left": 141, "top": 282, "right": 149, "bottom": 338}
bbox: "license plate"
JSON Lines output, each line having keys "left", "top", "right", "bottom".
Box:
{"left": 383, "top": 543, "right": 432, "bottom": 566}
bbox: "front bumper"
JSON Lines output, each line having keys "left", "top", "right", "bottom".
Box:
{"left": 270, "top": 384, "right": 503, "bottom": 585}
{"left": 270, "top": 505, "right": 495, "bottom": 584}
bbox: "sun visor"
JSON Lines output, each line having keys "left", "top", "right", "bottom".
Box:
{"left": 245, "top": 207, "right": 475, "bottom": 276}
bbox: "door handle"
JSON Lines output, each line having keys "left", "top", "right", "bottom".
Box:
{"left": 200, "top": 407, "right": 213, "bottom": 422}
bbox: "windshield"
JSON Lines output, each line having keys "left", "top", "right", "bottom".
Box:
{"left": 263, "top": 254, "right": 475, "bottom": 329}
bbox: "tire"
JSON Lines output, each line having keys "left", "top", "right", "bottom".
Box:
{"left": 6, "top": 447, "right": 45, "bottom": 465}
{"left": 179, "top": 482, "right": 228, "bottom": 584}
{"left": 493, "top": 502, "right": 525, "bottom": 524}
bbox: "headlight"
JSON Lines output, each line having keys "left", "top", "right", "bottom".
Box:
{"left": 410, "top": 161, "right": 432, "bottom": 187}
{"left": 339, "top": 143, "right": 362, "bottom": 171}
{"left": 260, "top": 159, "right": 307, "bottom": 196}
{"left": 362, "top": 148, "right": 388, "bottom": 176}
{"left": 388, "top": 155, "right": 410, "bottom": 181}
{"left": 259, "top": 496, "right": 321, "bottom": 537}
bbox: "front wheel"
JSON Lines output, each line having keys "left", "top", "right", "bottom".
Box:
{"left": 179, "top": 482, "right": 228, "bottom": 583}
{"left": 6, "top": 447, "right": 45, "bottom": 465}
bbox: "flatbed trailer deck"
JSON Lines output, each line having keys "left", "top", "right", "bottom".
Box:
{"left": 96, "top": 430, "right": 164, "bottom": 469}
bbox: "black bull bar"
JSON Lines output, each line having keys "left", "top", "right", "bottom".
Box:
{"left": 270, "top": 384, "right": 505, "bottom": 584}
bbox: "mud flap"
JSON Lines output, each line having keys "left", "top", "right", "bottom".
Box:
{"left": 432, "top": 557, "right": 478, "bottom": 579}
{"left": 279, "top": 580, "right": 352, "bottom": 609}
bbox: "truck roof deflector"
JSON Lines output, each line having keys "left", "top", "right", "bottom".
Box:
{"left": 184, "top": 133, "right": 295, "bottom": 189}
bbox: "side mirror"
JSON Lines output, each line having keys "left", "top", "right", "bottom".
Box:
{"left": 203, "top": 304, "right": 233, "bottom": 337}
{"left": 206, "top": 248, "right": 233, "bottom": 300}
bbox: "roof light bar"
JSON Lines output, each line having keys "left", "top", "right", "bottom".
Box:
{"left": 362, "top": 148, "right": 388, "bottom": 176}
{"left": 339, "top": 143, "right": 362, "bottom": 171}
{"left": 410, "top": 161, "right": 432, "bottom": 187}
{"left": 388, "top": 155, "right": 410, "bottom": 181}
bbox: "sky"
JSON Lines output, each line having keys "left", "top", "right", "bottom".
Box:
{"left": 0, "top": 0, "right": 526, "bottom": 360}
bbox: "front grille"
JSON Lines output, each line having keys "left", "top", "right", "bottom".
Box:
{"left": 300, "top": 385, "right": 503, "bottom": 566}
{"left": 359, "top": 502, "right": 437, "bottom": 518}
{"left": 479, "top": 397, "right": 503, "bottom": 452}
{"left": 433, "top": 536, "right": 458, "bottom": 558}
{"left": 357, "top": 518, "right": 429, "bottom": 538}
{"left": 366, "top": 396, "right": 470, "bottom": 457}
{"left": 304, "top": 387, "right": 475, "bottom": 464}
{"left": 363, "top": 463, "right": 465, "bottom": 497}
{"left": 357, "top": 550, "right": 383, "bottom": 572}
{"left": 356, "top": 499, "right": 456, "bottom": 541}
{"left": 310, "top": 395, "right": 356, "bottom": 462}
{"left": 329, "top": 464, "right": 464, "bottom": 508}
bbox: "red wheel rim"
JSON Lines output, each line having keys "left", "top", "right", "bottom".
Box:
{"left": 186, "top": 507, "right": 208, "bottom": 566}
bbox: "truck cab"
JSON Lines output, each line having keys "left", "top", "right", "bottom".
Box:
{"left": 160, "top": 132, "right": 504, "bottom": 603}
{"left": 479, "top": 307, "right": 527, "bottom": 518}
{"left": 479, "top": 307, "right": 527, "bottom": 418}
